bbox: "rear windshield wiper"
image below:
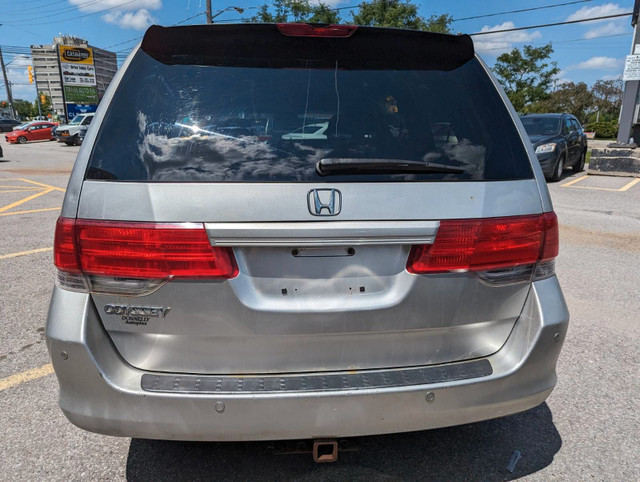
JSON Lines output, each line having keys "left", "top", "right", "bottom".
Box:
{"left": 316, "top": 158, "right": 466, "bottom": 176}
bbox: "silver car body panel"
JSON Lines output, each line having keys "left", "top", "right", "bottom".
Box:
{"left": 76, "top": 179, "right": 543, "bottom": 222}
{"left": 476, "top": 56, "right": 554, "bottom": 213}
{"left": 46, "top": 277, "right": 569, "bottom": 441}
{"left": 49, "top": 41, "right": 567, "bottom": 438}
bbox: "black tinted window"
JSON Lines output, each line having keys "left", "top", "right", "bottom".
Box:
{"left": 521, "top": 117, "right": 561, "bottom": 136}
{"left": 86, "top": 52, "right": 532, "bottom": 182}
{"left": 570, "top": 119, "right": 581, "bottom": 132}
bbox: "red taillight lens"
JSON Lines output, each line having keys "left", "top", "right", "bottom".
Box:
{"left": 407, "top": 213, "right": 559, "bottom": 274}
{"left": 276, "top": 23, "right": 358, "bottom": 37}
{"left": 541, "top": 212, "right": 559, "bottom": 261}
{"left": 54, "top": 218, "right": 238, "bottom": 279}
{"left": 54, "top": 217, "right": 81, "bottom": 273}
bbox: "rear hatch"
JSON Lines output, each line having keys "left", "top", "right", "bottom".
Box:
{"left": 61, "top": 24, "right": 554, "bottom": 375}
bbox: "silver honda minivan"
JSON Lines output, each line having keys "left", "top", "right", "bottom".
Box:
{"left": 47, "top": 24, "right": 569, "bottom": 447}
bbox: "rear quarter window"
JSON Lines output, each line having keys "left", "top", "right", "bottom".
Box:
{"left": 87, "top": 50, "right": 533, "bottom": 183}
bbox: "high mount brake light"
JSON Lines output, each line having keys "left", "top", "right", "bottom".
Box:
{"left": 54, "top": 218, "right": 238, "bottom": 282}
{"left": 406, "top": 213, "right": 559, "bottom": 277}
{"left": 276, "top": 23, "right": 358, "bottom": 37}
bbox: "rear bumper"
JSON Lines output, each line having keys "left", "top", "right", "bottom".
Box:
{"left": 46, "top": 277, "right": 569, "bottom": 441}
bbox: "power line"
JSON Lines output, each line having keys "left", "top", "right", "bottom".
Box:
{"left": 453, "top": 0, "right": 592, "bottom": 22}
{"left": 479, "top": 32, "right": 632, "bottom": 51}
{"left": 0, "top": 0, "right": 70, "bottom": 15}
{"left": 106, "top": 11, "right": 207, "bottom": 51}
{"left": 2, "top": 0, "right": 141, "bottom": 26}
{"left": 469, "top": 12, "right": 633, "bottom": 36}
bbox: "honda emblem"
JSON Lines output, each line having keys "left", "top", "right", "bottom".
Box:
{"left": 308, "top": 189, "right": 341, "bottom": 216}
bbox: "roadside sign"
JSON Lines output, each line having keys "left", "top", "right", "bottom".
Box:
{"left": 58, "top": 46, "right": 97, "bottom": 86}
{"left": 623, "top": 55, "right": 640, "bottom": 81}
{"left": 64, "top": 85, "right": 98, "bottom": 104}
{"left": 57, "top": 45, "right": 99, "bottom": 122}
{"left": 66, "top": 103, "right": 97, "bottom": 118}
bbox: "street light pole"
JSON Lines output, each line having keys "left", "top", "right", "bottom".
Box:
{"left": 0, "top": 46, "right": 16, "bottom": 119}
{"left": 207, "top": 5, "right": 244, "bottom": 24}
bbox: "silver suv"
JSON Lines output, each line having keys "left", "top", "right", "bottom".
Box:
{"left": 47, "top": 24, "right": 568, "bottom": 449}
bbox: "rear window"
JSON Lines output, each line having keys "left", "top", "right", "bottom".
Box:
{"left": 87, "top": 51, "right": 533, "bottom": 182}
{"left": 522, "top": 117, "right": 561, "bottom": 137}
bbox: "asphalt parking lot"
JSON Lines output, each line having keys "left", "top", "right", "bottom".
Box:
{"left": 0, "top": 140, "right": 638, "bottom": 480}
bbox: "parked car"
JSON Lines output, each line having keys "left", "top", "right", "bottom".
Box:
{"left": 0, "top": 118, "right": 20, "bottom": 132}
{"left": 48, "top": 23, "right": 568, "bottom": 456}
{"left": 4, "top": 121, "right": 57, "bottom": 144}
{"left": 521, "top": 113, "right": 588, "bottom": 182}
{"left": 282, "top": 121, "right": 329, "bottom": 140}
{"left": 54, "top": 113, "right": 94, "bottom": 145}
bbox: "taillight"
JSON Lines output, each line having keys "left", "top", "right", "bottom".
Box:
{"left": 276, "top": 23, "right": 358, "bottom": 37}
{"left": 407, "top": 213, "right": 559, "bottom": 284}
{"left": 54, "top": 218, "right": 238, "bottom": 294}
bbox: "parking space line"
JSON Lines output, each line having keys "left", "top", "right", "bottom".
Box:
{"left": 0, "top": 185, "right": 43, "bottom": 190}
{"left": 561, "top": 176, "right": 588, "bottom": 187}
{"left": 561, "top": 175, "right": 640, "bottom": 192}
{"left": 0, "top": 188, "right": 46, "bottom": 193}
{"left": 0, "top": 247, "right": 53, "bottom": 260}
{"left": 619, "top": 178, "right": 640, "bottom": 191}
{"left": 0, "top": 188, "right": 54, "bottom": 213}
{"left": 0, "top": 363, "right": 54, "bottom": 392}
{"left": 0, "top": 207, "right": 61, "bottom": 217}
{"left": 17, "top": 178, "right": 66, "bottom": 193}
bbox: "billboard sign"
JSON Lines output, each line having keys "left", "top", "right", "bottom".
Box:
{"left": 59, "top": 45, "right": 99, "bottom": 120}
{"left": 66, "top": 103, "right": 98, "bottom": 118}
{"left": 64, "top": 85, "right": 99, "bottom": 104}
{"left": 59, "top": 46, "right": 97, "bottom": 86}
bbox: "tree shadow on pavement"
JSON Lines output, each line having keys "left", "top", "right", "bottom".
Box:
{"left": 126, "top": 402, "right": 561, "bottom": 481}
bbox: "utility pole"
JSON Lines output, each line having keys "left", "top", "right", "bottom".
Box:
{"left": 617, "top": 0, "right": 640, "bottom": 144}
{"left": 0, "top": 46, "right": 16, "bottom": 119}
{"left": 206, "top": 0, "right": 212, "bottom": 24}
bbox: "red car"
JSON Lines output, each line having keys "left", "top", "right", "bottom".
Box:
{"left": 5, "top": 121, "right": 58, "bottom": 144}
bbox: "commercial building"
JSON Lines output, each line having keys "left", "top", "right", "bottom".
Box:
{"left": 31, "top": 36, "right": 117, "bottom": 120}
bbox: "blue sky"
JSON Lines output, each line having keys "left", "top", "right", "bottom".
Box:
{"left": 0, "top": 0, "right": 635, "bottom": 103}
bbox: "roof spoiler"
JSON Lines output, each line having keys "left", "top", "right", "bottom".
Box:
{"left": 141, "top": 24, "right": 474, "bottom": 71}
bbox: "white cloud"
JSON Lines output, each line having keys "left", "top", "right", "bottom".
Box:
{"left": 473, "top": 21, "right": 542, "bottom": 55}
{"left": 601, "top": 73, "right": 623, "bottom": 81}
{"left": 69, "top": 0, "right": 161, "bottom": 12}
{"left": 69, "top": 0, "right": 161, "bottom": 30}
{"left": 570, "top": 56, "right": 622, "bottom": 70}
{"left": 551, "top": 69, "right": 572, "bottom": 86}
{"left": 2, "top": 55, "right": 36, "bottom": 106}
{"left": 584, "top": 21, "right": 627, "bottom": 38}
{"left": 566, "top": 3, "right": 627, "bottom": 22}
{"left": 103, "top": 9, "right": 157, "bottom": 30}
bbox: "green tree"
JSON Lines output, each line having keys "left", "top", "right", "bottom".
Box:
{"left": 13, "top": 99, "right": 34, "bottom": 119}
{"left": 531, "top": 81, "right": 595, "bottom": 123}
{"left": 352, "top": 0, "right": 451, "bottom": 32}
{"left": 249, "top": 0, "right": 339, "bottom": 23}
{"left": 493, "top": 44, "right": 560, "bottom": 113}
{"left": 248, "top": 0, "right": 451, "bottom": 33}
{"left": 591, "top": 79, "right": 623, "bottom": 121}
